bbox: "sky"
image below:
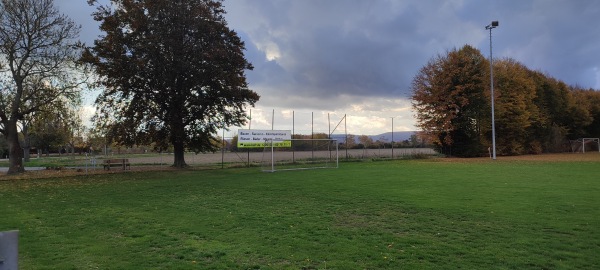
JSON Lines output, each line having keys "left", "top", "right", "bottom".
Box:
{"left": 57, "top": 0, "right": 600, "bottom": 137}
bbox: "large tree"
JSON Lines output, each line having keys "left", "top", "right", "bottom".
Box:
{"left": 84, "top": 0, "right": 259, "bottom": 167}
{"left": 493, "top": 58, "right": 539, "bottom": 155}
{"left": 0, "top": 0, "right": 83, "bottom": 174}
{"left": 411, "top": 45, "right": 489, "bottom": 157}
{"left": 528, "top": 71, "right": 594, "bottom": 152}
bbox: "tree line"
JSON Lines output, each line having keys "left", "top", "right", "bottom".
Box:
{"left": 412, "top": 45, "right": 600, "bottom": 157}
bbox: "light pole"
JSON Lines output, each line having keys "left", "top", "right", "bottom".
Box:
{"left": 391, "top": 117, "right": 394, "bottom": 158}
{"left": 486, "top": 20, "right": 498, "bottom": 160}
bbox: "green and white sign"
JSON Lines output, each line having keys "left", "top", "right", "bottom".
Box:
{"left": 238, "top": 129, "right": 292, "bottom": 148}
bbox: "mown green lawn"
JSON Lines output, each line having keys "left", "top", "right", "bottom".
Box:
{"left": 1, "top": 158, "right": 599, "bottom": 269}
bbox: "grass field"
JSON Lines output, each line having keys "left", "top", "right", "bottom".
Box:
{"left": 1, "top": 154, "right": 600, "bottom": 269}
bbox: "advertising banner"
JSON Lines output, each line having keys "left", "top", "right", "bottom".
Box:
{"left": 237, "top": 129, "right": 292, "bottom": 148}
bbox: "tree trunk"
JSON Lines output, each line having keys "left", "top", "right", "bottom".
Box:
{"left": 22, "top": 124, "right": 31, "bottom": 162}
{"left": 173, "top": 141, "right": 187, "bottom": 168}
{"left": 6, "top": 120, "right": 24, "bottom": 174}
{"left": 23, "top": 147, "right": 30, "bottom": 162}
{"left": 171, "top": 120, "right": 188, "bottom": 168}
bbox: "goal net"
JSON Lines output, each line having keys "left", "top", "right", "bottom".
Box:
{"left": 261, "top": 138, "right": 339, "bottom": 172}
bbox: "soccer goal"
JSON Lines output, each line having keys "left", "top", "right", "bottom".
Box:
{"left": 569, "top": 138, "right": 600, "bottom": 153}
{"left": 261, "top": 138, "right": 339, "bottom": 172}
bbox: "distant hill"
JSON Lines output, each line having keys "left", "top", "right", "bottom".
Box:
{"left": 330, "top": 131, "right": 416, "bottom": 143}
{"left": 371, "top": 131, "right": 415, "bottom": 142}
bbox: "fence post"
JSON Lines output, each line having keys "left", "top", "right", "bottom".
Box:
{"left": 0, "top": 230, "right": 18, "bottom": 270}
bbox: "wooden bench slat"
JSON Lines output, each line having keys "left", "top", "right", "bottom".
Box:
{"left": 102, "top": 158, "right": 131, "bottom": 170}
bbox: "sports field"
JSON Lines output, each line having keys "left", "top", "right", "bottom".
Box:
{"left": 1, "top": 154, "right": 599, "bottom": 269}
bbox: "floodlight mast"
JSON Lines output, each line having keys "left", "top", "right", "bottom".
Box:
{"left": 391, "top": 117, "right": 394, "bottom": 158}
{"left": 486, "top": 21, "right": 498, "bottom": 160}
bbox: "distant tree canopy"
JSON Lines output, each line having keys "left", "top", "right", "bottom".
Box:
{"left": 26, "top": 100, "right": 83, "bottom": 156}
{"left": 84, "top": 0, "right": 259, "bottom": 167}
{"left": 412, "top": 45, "right": 600, "bottom": 157}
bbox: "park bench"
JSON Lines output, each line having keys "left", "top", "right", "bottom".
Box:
{"left": 103, "top": 158, "right": 131, "bottom": 170}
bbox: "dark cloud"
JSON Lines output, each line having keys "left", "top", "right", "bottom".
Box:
{"left": 226, "top": 1, "right": 485, "bottom": 111}
{"left": 226, "top": 0, "right": 600, "bottom": 108}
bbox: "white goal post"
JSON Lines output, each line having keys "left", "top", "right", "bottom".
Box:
{"left": 261, "top": 138, "right": 339, "bottom": 172}
{"left": 582, "top": 138, "right": 600, "bottom": 153}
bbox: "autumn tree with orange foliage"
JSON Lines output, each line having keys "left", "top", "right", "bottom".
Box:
{"left": 411, "top": 45, "right": 489, "bottom": 157}
{"left": 493, "top": 58, "right": 539, "bottom": 155}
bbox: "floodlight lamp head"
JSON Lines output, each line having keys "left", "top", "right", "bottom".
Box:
{"left": 486, "top": 21, "right": 499, "bottom": 30}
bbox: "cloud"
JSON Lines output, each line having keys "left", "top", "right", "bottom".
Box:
{"left": 79, "top": 104, "right": 96, "bottom": 128}
{"left": 226, "top": 0, "right": 492, "bottom": 113}
{"left": 235, "top": 96, "right": 414, "bottom": 137}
